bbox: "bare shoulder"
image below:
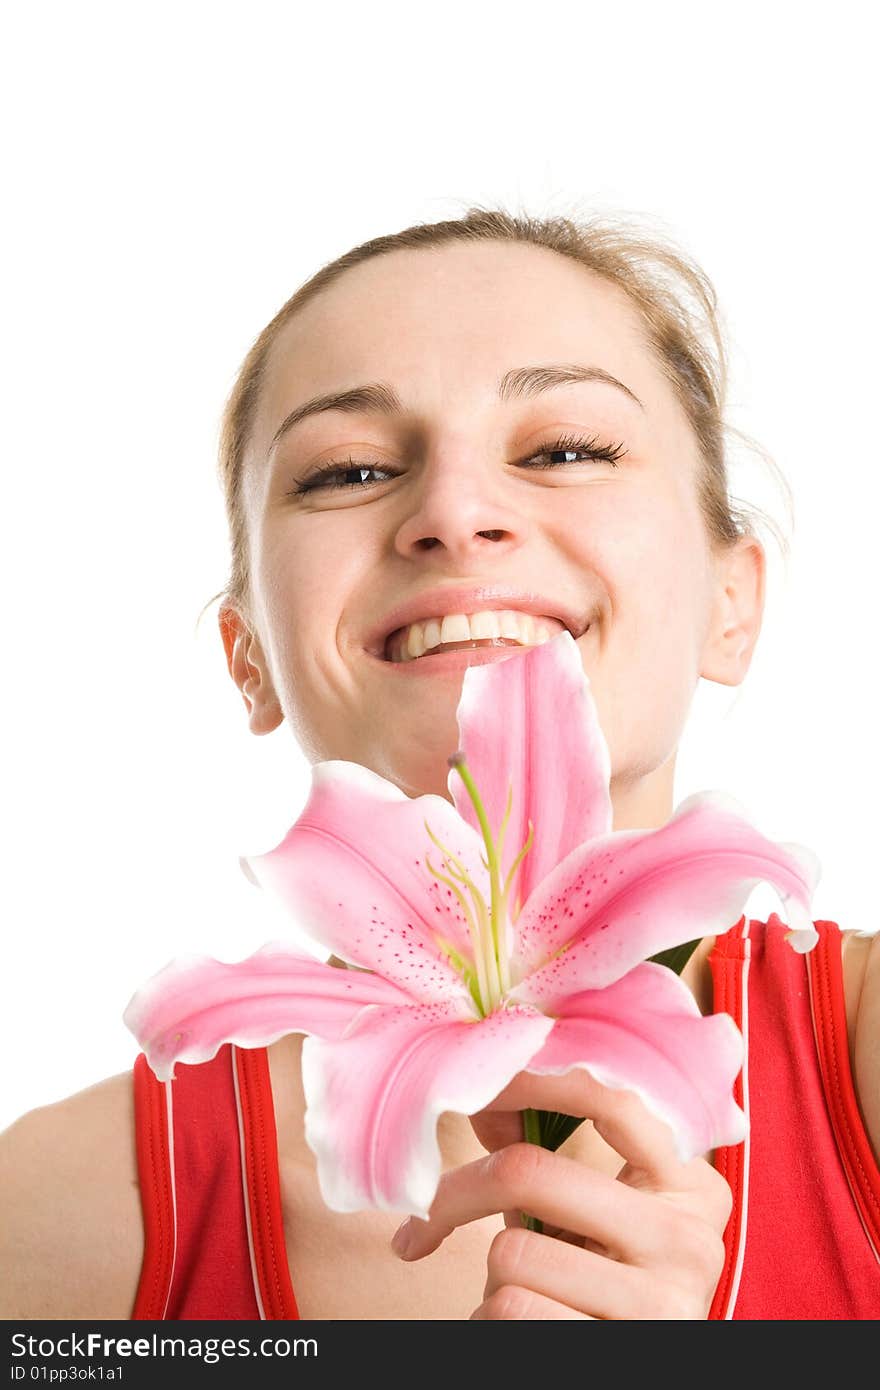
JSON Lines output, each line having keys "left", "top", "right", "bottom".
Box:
{"left": 0, "top": 1069, "right": 144, "bottom": 1319}
{"left": 841, "top": 929, "right": 880, "bottom": 1164}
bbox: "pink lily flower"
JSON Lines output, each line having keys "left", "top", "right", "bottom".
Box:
{"left": 124, "top": 632, "right": 819, "bottom": 1219}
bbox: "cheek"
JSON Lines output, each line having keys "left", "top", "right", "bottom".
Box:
{"left": 254, "top": 517, "right": 380, "bottom": 716}
{"left": 257, "top": 519, "right": 356, "bottom": 632}
{"left": 590, "top": 490, "right": 709, "bottom": 630}
{"left": 575, "top": 498, "right": 711, "bottom": 761}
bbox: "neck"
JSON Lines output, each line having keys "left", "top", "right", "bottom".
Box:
{"left": 609, "top": 758, "right": 676, "bottom": 832}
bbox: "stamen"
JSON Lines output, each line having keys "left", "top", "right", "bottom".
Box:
{"left": 445, "top": 758, "right": 510, "bottom": 1003}
{"left": 502, "top": 819, "right": 534, "bottom": 918}
{"left": 423, "top": 823, "right": 493, "bottom": 934}
{"left": 435, "top": 936, "right": 481, "bottom": 1012}
{"left": 433, "top": 758, "right": 538, "bottom": 1009}
{"left": 494, "top": 783, "right": 515, "bottom": 866}
{"left": 425, "top": 848, "right": 491, "bottom": 1012}
{"left": 431, "top": 827, "right": 502, "bottom": 1008}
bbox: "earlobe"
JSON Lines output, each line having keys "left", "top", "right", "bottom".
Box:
{"left": 217, "top": 603, "right": 285, "bottom": 734}
{"left": 699, "top": 535, "right": 766, "bottom": 687}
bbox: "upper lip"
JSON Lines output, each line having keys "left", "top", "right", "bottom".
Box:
{"left": 365, "top": 585, "right": 591, "bottom": 660}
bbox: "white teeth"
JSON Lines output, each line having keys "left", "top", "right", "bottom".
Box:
{"left": 387, "top": 609, "right": 566, "bottom": 662}
{"left": 439, "top": 614, "right": 472, "bottom": 645}
{"left": 498, "top": 611, "right": 523, "bottom": 640}
{"left": 518, "top": 614, "right": 536, "bottom": 645}
{"left": 469, "top": 611, "right": 501, "bottom": 640}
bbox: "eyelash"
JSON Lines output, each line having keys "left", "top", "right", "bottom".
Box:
{"left": 288, "top": 431, "right": 627, "bottom": 495}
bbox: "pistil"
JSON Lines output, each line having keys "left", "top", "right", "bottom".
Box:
{"left": 448, "top": 752, "right": 508, "bottom": 1003}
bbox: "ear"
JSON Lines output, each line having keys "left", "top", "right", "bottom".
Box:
{"left": 218, "top": 603, "right": 284, "bottom": 734}
{"left": 699, "top": 534, "right": 766, "bottom": 687}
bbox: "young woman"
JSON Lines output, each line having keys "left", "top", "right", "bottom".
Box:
{"left": 3, "top": 209, "right": 878, "bottom": 1320}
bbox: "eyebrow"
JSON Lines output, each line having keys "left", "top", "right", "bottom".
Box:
{"left": 267, "top": 362, "right": 644, "bottom": 457}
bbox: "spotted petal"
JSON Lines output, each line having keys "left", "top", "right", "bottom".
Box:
{"left": 242, "top": 760, "right": 491, "bottom": 1005}
{"left": 527, "top": 963, "right": 747, "bottom": 1161}
{"left": 301, "top": 1000, "right": 555, "bottom": 1218}
{"left": 512, "top": 790, "right": 820, "bottom": 1005}
{"left": 123, "top": 942, "right": 415, "bottom": 1081}
{"left": 450, "top": 631, "right": 612, "bottom": 917}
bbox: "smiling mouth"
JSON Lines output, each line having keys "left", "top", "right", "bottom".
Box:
{"left": 384, "top": 609, "right": 571, "bottom": 663}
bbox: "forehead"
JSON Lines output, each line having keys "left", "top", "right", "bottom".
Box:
{"left": 251, "top": 241, "right": 681, "bottom": 461}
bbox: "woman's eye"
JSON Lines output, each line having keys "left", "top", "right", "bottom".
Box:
{"left": 290, "top": 461, "right": 396, "bottom": 495}
{"left": 521, "top": 433, "right": 627, "bottom": 469}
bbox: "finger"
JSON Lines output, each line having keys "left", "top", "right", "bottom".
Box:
{"left": 482, "top": 1069, "right": 687, "bottom": 1186}
{"left": 471, "top": 1285, "right": 594, "bottom": 1320}
{"left": 468, "top": 1107, "right": 525, "bottom": 1154}
{"left": 483, "top": 1225, "right": 701, "bottom": 1320}
{"left": 391, "top": 1142, "right": 677, "bottom": 1265}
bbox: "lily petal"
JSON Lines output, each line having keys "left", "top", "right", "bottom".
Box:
{"left": 301, "top": 1000, "right": 555, "bottom": 1219}
{"left": 513, "top": 790, "right": 820, "bottom": 1002}
{"left": 450, "top": 631, "right": 612, "bottom": 916}
{"left": 123, "top": 942, "right": 415, "bottom": 1081}
{"left": 527, "top": 963, "right": 747, "bottom": 1161}
{"left": 243, "top": 761, "right": 490, "bottom": 1004}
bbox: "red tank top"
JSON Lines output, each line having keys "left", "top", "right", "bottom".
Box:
{"left": 130, "top": 916, "right": 880, "bottom": 1319}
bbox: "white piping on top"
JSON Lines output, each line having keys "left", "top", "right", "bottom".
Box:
{"left": 231, "top": 1046, "right": 267, "bottom": 1320}
{"left": 161, "top": 1079, "right": 179, "bottom": 1321}
{"left": 723, "top": 921, "right": 752, "bottom": 1319}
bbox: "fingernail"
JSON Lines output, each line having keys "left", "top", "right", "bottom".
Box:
{"left": 391, "top": 1218, "right": 414, "bottom": 1258}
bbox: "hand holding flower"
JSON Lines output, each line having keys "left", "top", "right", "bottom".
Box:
{"left": 394, "top": 1068, "right": 732, "bottom": 1321}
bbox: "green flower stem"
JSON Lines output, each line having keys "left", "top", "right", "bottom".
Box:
{"left": 522, "top": 1107, "right": 542, "bottom": 1145}
{"left": 520, "top": 1108, "right": 544, "bottom": 1235}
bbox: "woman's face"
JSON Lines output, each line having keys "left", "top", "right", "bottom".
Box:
{"left": 233, "top": 241, "right": 761, "bottom": 826}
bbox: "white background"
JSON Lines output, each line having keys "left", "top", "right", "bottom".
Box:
{"left": 2, "top": 2, "right": 877, "bottom": 1131}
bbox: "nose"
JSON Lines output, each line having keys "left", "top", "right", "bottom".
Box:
{"left": 392, "top": 449, "right": 529, "bottom": 567}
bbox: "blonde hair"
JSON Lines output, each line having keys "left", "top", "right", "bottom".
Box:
{"left": 204, "top": 206, "right": 788, "bottom": 627}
